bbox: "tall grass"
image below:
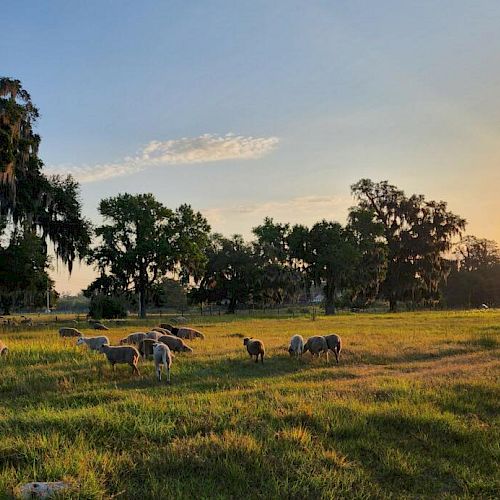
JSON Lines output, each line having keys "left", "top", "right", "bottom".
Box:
{"left": 0, "top": 310, "right": 499, "bottom": 498}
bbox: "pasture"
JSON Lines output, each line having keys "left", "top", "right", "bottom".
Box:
{"left": 0, "top": 310, "right": 499, "bottom": 498}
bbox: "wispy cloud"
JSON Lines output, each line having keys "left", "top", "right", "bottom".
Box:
{"left": 47, "top": 133, "right": 279, "bottom": 183}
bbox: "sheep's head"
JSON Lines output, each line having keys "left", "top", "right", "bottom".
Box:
{"left": 76, "top": 338, "right": 85, "bottom": 346}
{"left": 288, "top": 346, "right": 294, "bottom": 356}
{"left": 119, "top": 338, "right": 127, "bottom": 345}
{"left": 182, "top": 345, "right": 193, "bottom": 353}
{"left": 243, "top": 337, "right": 250, "bottom": 346}
{"left": 98, "top": 343, "right": 110, "bottom": 353}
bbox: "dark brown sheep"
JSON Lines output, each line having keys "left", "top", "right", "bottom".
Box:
{"left": 243, "top": 337, "right": 265, "bottom": 363}
{"left": 324, "top": 334, "right": 342, "bottom": 363}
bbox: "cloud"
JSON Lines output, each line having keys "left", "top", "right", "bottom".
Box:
{"left": 47, "top": 133, "right": 279, "bottom": 183}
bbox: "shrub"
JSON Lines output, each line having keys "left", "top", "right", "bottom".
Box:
{"left": 89, "top": 294, "right": 127, "bottom": 319}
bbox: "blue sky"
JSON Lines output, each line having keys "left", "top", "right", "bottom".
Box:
{"left": 3, "top": 1, "right": 500, "bottom": 293}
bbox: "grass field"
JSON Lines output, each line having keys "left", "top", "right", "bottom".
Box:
{"left": 0, "top": 310, "right": 499, "bottom": 499}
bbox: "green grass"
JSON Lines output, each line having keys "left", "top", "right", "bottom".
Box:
{"left": 1, "top": 310, "right": 499, "bottom": 498}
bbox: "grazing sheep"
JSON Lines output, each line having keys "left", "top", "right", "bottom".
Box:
{"left": 324, "top": 333, "right": 342, "bottom": 363}
{"left": 59, "top": 327, "right": 82, "bottom": 338}
{"left": 172, "top": 316, "right": 188, "bottom": 324}
{"left": 153, "top": 342, "right": 172, "bottom": 383}
{"left": 93, "top": 322, "right": 109, "bottom": 331}
{"left": 99, "top": 344, "right": 140, "bottom": 375}
{"left": 138, "top": 338, "right": 157, "bottom": 359}
{"left": 0, "top": 340, "right": 8, "bottom": 356}
{"left": 303, "top": 336, "right": 329, "bottom": 361}
{"left": 76, "top": 335, "right": 109, "bottom": 351}
{"left": 157, "top": 334, "right": 193, "bottom": 353}
{"left": 119, "top": 332, "right": 147, "bottom": 346}
{"left": 146, "top": 331, "right": 163, "bottom": 341}
{"left": 151, "top": 327, "right": 170, "bottom": 336}
{"left": 243, "top": 337, "right": 265, "bottom": 364}
{"left": 159, "top": 323, "right": 173, "bottom": 332}
{"left": 172, "top": 327, "right": 205, "bottom": 340}
{"left": 288, "top": 334, "right": 305, "bottom": 358}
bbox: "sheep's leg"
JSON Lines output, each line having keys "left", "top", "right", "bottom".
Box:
{"left": 156, "top": 364, "right": 161, "bottom": 381}
{"left": 254, "top": 355, "right": 258, "bottom": 363}
{"left": 334, "top": 349, "right": 339, "bottom": 364}
{"left": 132, "top": 363, "right": 140, "bottom": 376}
{"left": 166, "top": 364, "right": 170, "bottom": 384}
{"left": 261, "top": 353, "right": 264, "bottom": 364}
{"left": 326, "top": 350, "right": 329, "bottom": 363}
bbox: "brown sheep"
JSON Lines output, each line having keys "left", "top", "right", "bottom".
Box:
{"left": 243, "top": 337, "right": 265, "bottom": 364}
{"left": 138, "top": 338, "right": 157, "bottom": 359}
{"left": 324, "top": 334, "right": 342, "bottom": 363}
{"left": 159, "top": 323, "right": 173, "bottom": 332}
{"left": 59, "top": 327, "right": 82, "bottom": 338}
{"left": 150, "top": 327, "right": 169, "bottom": 336}
{"left": 303, "top": 336, "right": 329, "bottom": 361}
{"left": 119, "top": 332, "right": 147, "bottom": 346}
{"left": 99, "top": 344, "right": 140, "bottom": 375}
{"left": 157, "top": 334, "right": 193, "bottom": 353}
{"left": 93, "top": 322, "right": 109, "bottom": 331}
{"left": 170, "top": 327, "right": 205, "bottom": 340}
{"left": 146, "top": 331, "right": 163, "bottom": 341}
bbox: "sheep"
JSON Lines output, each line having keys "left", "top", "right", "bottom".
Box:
{"left": 243, "top": 337, "right": 265, "bottom": 364}
{"left": 99, "top": 344, "right": 140, "bottom": 375}
{"left": 146, "top": 331, "right": 163, "bottom": 341}
{"left": 59, "top": 327, "right": 82, "bottom": 338}
{"left": 93, "top": 322, "right": 109, "bottom": 331}
{"left": 138, "top": 338, "right": 157, "bottom": 359}
{"left": 303, "top": 336, "right": 329, "bottom": 362}
{"left": 170, "top": 327, "right": 205, "bottom": 340}
{"left": 76, "top": 335, "right": 109, "bottom": 351}
{"left": 119, "top": 332, "right": 147, "bottom": 346}
{"left": 153, "top": 342, "right": 173, "bottom": 383}
{"left": 324, "top": 333, "right": 342, "bottom": 363}
{"left": 157, "top": 334, "right": 193, "bottom": 353}
{"left": 151, "top": 327, "right": 170, "bottom": 336}
{"left": 0, "top": 340, "right": 8, "bottom": 356}
{"left": 159, "top": 323, "right": 173, "bottom": 332}
{"left": 288, "top": 334, "right": 305, "bottom": 358}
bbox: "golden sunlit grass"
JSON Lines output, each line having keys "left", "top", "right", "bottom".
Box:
{"left": 0, "top": 310, "right": 499, "bottom": 498}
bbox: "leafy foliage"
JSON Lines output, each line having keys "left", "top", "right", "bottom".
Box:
{"left": 88, "top": 294, "right": 128, "bottom": 319}
{"left": 86, "top": 194, "right": 210, "bottom": 317}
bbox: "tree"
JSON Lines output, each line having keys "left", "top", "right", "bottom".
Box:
{"left": 1, "top": 77, "right": 91, "bottom": 271}
{"left": 192, "top": 234, "right": 260, "bottom": 313}
{"left": 454, "top": 236, "right": 500, "bottom": 272}
{"left": 86, "top": 193, "right": 210, "bottom": 318}
{"left": 442, "top": 236, "right": 500, "bottom": 307}
{"left": 351, "top": 179, "right": 466, "bottom": 311}
{"left": 252, "top": 217, "right": 302, "bottom": 305}
{"left": 346, "top": 207, "right": 387, "bottom": 307}
{"left": 289, "top": 221, "right": 358, "bottom": 315}
{"left": 0, "top": 231, "right": 55, "bottom": 314}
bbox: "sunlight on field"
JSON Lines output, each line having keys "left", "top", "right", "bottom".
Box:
{"left": 1, "top": 311, "right": 499, "bottom": 498}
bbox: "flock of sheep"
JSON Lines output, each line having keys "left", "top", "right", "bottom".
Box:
{"left": 0, "top": 321, "right": 343, "bottom": 384}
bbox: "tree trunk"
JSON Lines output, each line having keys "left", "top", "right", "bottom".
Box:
{"left": 324, "top": 280, "right": 336, "bottom": 315}
{"left": 139, "top": 288, "right": 147, "bottom": 319}
{"left": 389, "top": 296, "right": 397, "bottom": 312}
{"left": 226, "top": 298, "right": 237, "bottom": 314}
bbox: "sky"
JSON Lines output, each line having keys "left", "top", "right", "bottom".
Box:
{"left": 3, "top": 0, "right": 500, "bottom": 294}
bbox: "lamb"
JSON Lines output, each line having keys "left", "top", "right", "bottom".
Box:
{"left": 0, "top": 340, "right": 8, "bottom": 356}
{"left": 76, "top": 335, "right": 109, "bottom": 351}
{"left": 119, "top": 332, "right": 147, "bottom": 346}
{"left": 303, "top": 336, "right": 329, "bottom": 362}
{"left": 288, "top": 334, "right": 305, "bottom": 358}
{"left": 99, "top": 344, "right": 140, "bottom": 375}
{"left": 146, "top": 331, "right": 163, "bottom": 341}
{"left": 93, "top": 322, "right": 109, "bottom": 331}
{"left": 170, "top": 327, "right": 205, "bottom": 340}
{"left": 59, "top": 327, "right": 82, "bottom": 338}
{"left": 243, "top": 337, "right": 265, "bottom": 364}
{"left": 153, "top": 342, "right": 172, "bottom": 383}
{"left": 157, "top": 334, "right": 193, "bottom": 353}
{"left": 324, "top": 333, "right": 342, "bottom": 363}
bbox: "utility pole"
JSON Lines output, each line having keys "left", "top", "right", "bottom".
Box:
{"left": 46, "top": 278, "right": 51, "bottom": 313}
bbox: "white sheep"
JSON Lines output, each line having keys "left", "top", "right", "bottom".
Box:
{"left": 76, "top": 335, "right": 109, "bottom": 351}
{"left": 153, "top": 342, "right": 172, "bottom": 383}
{"left": 288, "top": 334, "right": 305, "bottom": 358}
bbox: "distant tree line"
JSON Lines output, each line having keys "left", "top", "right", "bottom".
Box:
{"left": 2, "top": 78, "right": 499, "bottom": 316}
